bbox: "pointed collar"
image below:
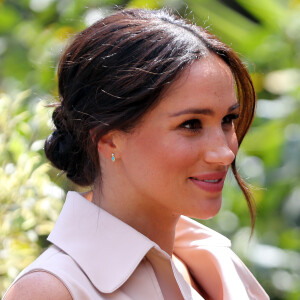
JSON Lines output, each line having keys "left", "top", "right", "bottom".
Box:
{"left": 48, "top": 192, "right": 232, "bottom": 294}
{"left": 47, "top": 191, "right": 157, "bottom": 293}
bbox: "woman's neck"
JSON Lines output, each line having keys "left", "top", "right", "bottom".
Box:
{"left": 84, "top": 184, "right": 180, "bottom": 256}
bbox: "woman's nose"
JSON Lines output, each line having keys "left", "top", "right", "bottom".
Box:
{"left": 203, "top": 133, "right": 236, "bottom": 166}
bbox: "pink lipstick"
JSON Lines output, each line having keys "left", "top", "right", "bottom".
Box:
{"left": 189, "top": 171, "right": 227, "bottom": 193}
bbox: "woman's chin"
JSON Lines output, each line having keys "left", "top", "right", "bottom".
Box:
{"left": 186, "top": 202, "right": 222, "bottom": 220}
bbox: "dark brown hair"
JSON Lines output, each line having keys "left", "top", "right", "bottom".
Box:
{"left": 44, "top": 8, "right": 256, "bottom": 228}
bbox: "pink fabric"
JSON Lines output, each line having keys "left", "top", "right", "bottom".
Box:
{"left": 3, "top": 192, "right": 269, "bottom": 300}
{"left": 175, "top": 217, "right": 269, "bottom": 299}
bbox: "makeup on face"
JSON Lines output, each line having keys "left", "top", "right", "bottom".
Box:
{"left": 115, "top": 54, "right": 239, "bottom": 220}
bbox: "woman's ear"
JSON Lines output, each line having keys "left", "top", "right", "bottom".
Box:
{"left": 96, "top": 130, "right": 124, "bottom": 161}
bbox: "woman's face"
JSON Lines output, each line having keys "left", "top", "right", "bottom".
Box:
{"left": 117, "top": 54, "right": 239, "bottom": 219}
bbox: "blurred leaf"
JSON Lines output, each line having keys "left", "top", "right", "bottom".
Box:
{"left": 236, "top": 0, "right": 287, "bottom": 28}
{"left": 188, "top": 0, "right": 262, "bottom": 53}
{"left": 241, "top": 120, "right": 285, "bottom": 166}
{"left": 127, "top": 0, "right": 163, "bottom": 8}
{"left": 0, "top": 4, "right": 21, "bottom": 33}
{"left": 279, "top": 229, "right": 300, "bottom": 250}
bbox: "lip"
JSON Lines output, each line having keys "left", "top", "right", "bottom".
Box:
{"left": 189, "top": 171, "right": 227, "bottom": 193}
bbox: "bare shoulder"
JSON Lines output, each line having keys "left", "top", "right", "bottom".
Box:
{"left": 4, "top": 271, "right": 72, "bottom": 300}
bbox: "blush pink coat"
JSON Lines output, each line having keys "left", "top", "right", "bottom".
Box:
{"left": 3, "top": 192, "right": 269, "bottom": 300}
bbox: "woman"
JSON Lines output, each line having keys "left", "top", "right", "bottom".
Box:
{"left": 4, "top": 8, "right": 269, "bottom": 300}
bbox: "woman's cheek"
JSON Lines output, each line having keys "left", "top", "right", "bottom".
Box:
{"left": 162, "top": 136, "right": 199, "bottom": 170}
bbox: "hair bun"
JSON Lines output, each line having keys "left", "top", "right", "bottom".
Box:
{"left": 44, "top": 129, "right": 79, "bottom": 173}
{"left": 44, "top": 106, "right": 96, "bottom": 186}
{"left": 52, "top": 106, "right": 68, "bottom": 132}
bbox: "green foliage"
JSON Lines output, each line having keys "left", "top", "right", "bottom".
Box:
{"left": 0, "top": 90, "right": 64, "bottom": 294}
{"left": 1, "top": 0, "right": 300, "bottom": 299}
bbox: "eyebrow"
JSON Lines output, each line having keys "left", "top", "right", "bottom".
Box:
{"left": 169, "top": 102, "right": 240, "bottom": 117}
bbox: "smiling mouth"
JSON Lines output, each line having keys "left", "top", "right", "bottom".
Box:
{"left": 189, "top": 177, "right": 222, "bottom": 183}
{"left": 188, "top": 172, "right": 227, "bottom": 193}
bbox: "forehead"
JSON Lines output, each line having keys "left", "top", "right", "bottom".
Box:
{"left": 167, "top": 54, "right": 234, "bottom": 95}
{"left": 156, "top": 54, "right": 237, "bottom": 111}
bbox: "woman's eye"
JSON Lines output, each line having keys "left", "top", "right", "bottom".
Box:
{"left": 222, "top": 113, "right": 239, "bottom": 127}
{"left": 180, "top": 119, "right": 202, "bottom": 132}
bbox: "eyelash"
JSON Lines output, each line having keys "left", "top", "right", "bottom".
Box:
{"left": 222, "top": 113, "right": 240, "bottom": 126}
{"left": 180, "top": 119, "right": 202, "bottom": 132}
{"left": 180, "top": 113, "right": 240, "bottom": 133}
